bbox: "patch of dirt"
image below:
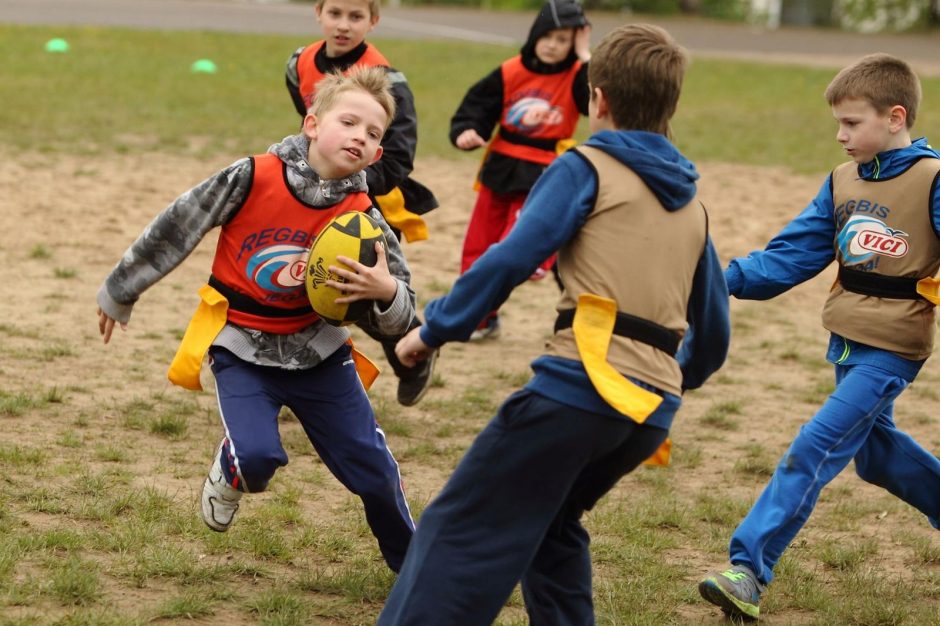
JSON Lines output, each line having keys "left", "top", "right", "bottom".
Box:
{"left": 1, "top": 151, "right": 938, "bottom": 623}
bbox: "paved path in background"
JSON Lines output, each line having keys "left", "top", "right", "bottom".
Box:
{"left": 3, "top": 0, "right": 940, "bottom": 74}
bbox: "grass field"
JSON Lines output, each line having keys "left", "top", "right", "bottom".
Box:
{"left": 4, "top": 24, "right": 940, "bottom": 169}
{"left": 1, "top": 22, "right": 939, "bottom": 626}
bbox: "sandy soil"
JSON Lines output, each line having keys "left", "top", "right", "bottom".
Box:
{"left": 1, "top": 150, "right": 938, "bottom": 623}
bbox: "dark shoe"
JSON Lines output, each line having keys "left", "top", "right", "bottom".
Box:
{"left": 698, "top": 564, "right": 764, "bottom": 621}
{"left": 397, "top": 349, "right": 438, "bottom": 407}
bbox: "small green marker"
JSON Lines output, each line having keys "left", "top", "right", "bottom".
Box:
{"left": 44, "top": 38, "right": 70, "bottom": 53}
{"left": 190, "top": 59, "right": 218, "bottom": 74}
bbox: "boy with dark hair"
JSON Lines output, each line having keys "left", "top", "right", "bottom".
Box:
{"left": 97, "top": 66, "right": 416, "bottom": 573}
{"left": 450, "top": 0, "right": 592, "bottom": 340}
{"left": 286, "top": 0, "right": 439, "bottom": 405}
{"left": 377, "top": 24, "right": 730, "bottom": 625}
{"left": 699, "top": 53, "right": 940, "bottom": 622}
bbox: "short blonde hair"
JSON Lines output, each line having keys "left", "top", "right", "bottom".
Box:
{"left": 588, "top": 24, "right": 687, "bottom": 136}
{"left": 825, "top": 53, "right": 921, "bottom": 128}
{"left": 316, "top": 0, "right": 379, "bottom": 18}
{"left": 309, "top": 66, "right": 396, "bottom": 130}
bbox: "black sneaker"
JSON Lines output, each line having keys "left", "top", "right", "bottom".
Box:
{"left": 397, "top": 349, "right": 438, "bottom": 407}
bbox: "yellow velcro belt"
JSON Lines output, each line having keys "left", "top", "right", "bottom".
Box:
{"left": 573, "top": 294, "right": 664, "bottom": 422}
{"left": 916, "top": 277, "right": 940, "bottom": 305}
{"left": 167, "top": 285, "right": 382, "bottom": 392}
{"left": 375, "top": 187, "right": 428, "bottom": 243}
{"left": 572, "top": 293, "right": 670, "bottom": 466}
{"left": 168, "top": 284, "right": 229, "bottom": 391}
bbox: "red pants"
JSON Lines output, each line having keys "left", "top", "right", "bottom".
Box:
{"left": 460, "top": 184, "right": 556, "bottom": 277}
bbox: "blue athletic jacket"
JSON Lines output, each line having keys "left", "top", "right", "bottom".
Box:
{"left": 726, "top": 137, "right": 940, "bottom": 379}
{"left": 419, "top": 129, "right": 731, "bottom": 429}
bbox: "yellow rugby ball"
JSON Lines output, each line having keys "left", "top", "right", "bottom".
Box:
{"left": 305, "top": 211, "right": 383, "bottom": 326}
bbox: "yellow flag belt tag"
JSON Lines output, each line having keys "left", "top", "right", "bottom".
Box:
{"left": 168, "top": 284, "right": 229, "bottom": 391}
{"left": 916, "top": 277, "right": 940, "bottom": 305}
{"left": 375, "top": 187, "right": 428, "bottom": 243}
{"left": 167, "top": 285, "right": 383, "bottom": 392}
{"left": 572, "top": 294, "right": 664, "bottom": 422}
{"left": 571, "top": 294, "right": 670, "bottom": 465}
{"left": 348, "top": 340, "right": 380, "bottom": 391}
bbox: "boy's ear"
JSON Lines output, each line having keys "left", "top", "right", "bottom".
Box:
{"left": 302, "top": 113, "right": 318, "bottom": 140}
{"left": 888, "top": 104, "right": 907, "bottom": 133}
{"left": 592, "top": 86, "right": 610, "bottom": 120}
{"left": 369, "top": 145, "right": 384, "bottom": 165}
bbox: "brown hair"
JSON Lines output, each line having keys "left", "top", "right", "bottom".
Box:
{"left": 588, "top": 24, "right": 687, "bottom": 135}
{"left": 316, "top": 0, "right": 380, "bottom": 18}
{"left": 309, "top": 65, "right": 395, "bottom": 130}
{"left": 825, "top": 53, "right": 921, "bottom": 128}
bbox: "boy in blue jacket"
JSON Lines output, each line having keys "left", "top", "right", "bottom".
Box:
{"left": 377, "top": 24, "right": 730, "bottom": 626}
{"left": 699, "top": 53, "right": 940, "bottom": 622}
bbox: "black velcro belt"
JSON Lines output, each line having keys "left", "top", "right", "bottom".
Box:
{"left": 838, "top": 266, "right": 921, "bottom": 300}
{"left": 498, "top": 127, "right": 559, "bottom": 152}
{"left": 554, "top": 308, "right": 681, "bottom": 357}
{"left": 208, "top": 275, "right": 315, "bottom": 318}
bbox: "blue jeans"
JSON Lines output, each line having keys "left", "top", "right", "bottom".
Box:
{"left": 730, "top": 362, "right": 940, "bottom": 584}
{"left": 377, "top": 389, "right": 670, "bottom": 626}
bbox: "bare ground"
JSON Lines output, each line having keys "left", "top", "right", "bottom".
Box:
{"left": 0, "top": 151, "right": 938, "bottom": 623}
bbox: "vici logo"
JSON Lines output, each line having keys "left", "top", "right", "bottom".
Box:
{"left": 856, "top": 229, "right": 909, "bottom": 258}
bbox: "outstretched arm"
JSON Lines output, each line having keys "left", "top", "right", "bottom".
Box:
{"left": 96, "top": 158, "right": 253, "bottom": 340}
{"left": 416, "top": 152, "right": 594, "bottom": 348}
{"left": 726, "top": 176, "right": 837, "bottom": 300}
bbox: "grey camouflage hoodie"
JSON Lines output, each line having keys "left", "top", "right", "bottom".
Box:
{"left": 97, "top": 133, "right": 416, "bottom": 369}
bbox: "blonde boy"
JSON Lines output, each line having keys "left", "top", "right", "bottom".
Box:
{"left": 285, "top": 0, "right": 440, "bottom": 407}
{"left": 699, "top": 54, "right": 940, "bottom": 621}
{"left": 97, "top": 67, "right": 417, "bottom": 572}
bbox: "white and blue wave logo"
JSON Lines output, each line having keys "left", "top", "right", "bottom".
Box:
{"left": 505, "top": 97, "right": 563, "bottom": 132}
{"left": 245, "top": 245, "right": 308, "bottom": 293}
{"left": 837, "top": 215, "right": 909, "bottom": 264}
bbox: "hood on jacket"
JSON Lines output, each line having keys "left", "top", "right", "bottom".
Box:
{"left": 584, "top": 129, "right": 699, "bottom": 212}
{"left": 520, "top": 0, "right": 588, "bottom": 72}
{"left": 267, "top": 133, "right": 369, "bottom": 206}
{"left": 857, "top": 136, "right": 940, "bottom": 180}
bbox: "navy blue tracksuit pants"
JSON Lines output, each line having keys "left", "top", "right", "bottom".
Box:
{"left": 208, "top": 345, "right": 414, "bottom": 571}
{"left": 377, "top": 389, "right": 670, "bottom": 626}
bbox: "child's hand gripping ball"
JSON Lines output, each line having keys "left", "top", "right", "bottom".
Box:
{"left": 305, "top": 211, "right": 384, "bottom": 326}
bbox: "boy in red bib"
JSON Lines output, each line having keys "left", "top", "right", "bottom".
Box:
{"left": 451, "top": 0, "right": 591, "bottom": 340}
{"left": 97, "top": 67, "right": 416, "bottom": 573}
{"left": 287, "top": 0, "right": 440, "bottom": 406}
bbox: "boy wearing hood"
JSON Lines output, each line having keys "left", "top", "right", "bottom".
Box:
{"left": 96, "top": 67, "right": 416, "bottom": 573}
{"left": 377, "top": 24, "right": 729, "bottom": 626}
{"left": 699, "top": 54, "right": 940, "bottom": 622}
{"left": 450, "top": 0, "right": 592, "bottom": 340}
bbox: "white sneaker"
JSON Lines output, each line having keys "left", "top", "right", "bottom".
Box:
{"left": 201, "top": 444, "right": 242, "bottom": 532}
{"left": 469, "top": 316, "right": 500, "bottom": 341}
